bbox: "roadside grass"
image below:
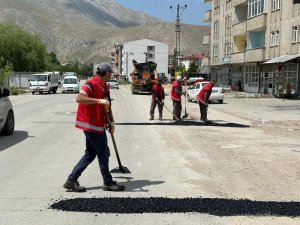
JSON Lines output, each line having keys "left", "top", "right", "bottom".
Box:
{"left": 9, "top": 87, "right": 28, "bottom": 95}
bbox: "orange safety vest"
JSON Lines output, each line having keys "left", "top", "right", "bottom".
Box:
{"left": 75, "top": 77, "right": 109, "bottom": 134}
{"left": 171, "top": 80, "right": 182, "bottom": 102}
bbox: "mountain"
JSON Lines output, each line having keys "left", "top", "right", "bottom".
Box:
{"left": 0, "top": 0, "right": 210, "bottom": 63}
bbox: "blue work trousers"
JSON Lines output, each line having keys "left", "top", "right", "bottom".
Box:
{"left": 68, "top": 131, "right": 113, "bottom": 185}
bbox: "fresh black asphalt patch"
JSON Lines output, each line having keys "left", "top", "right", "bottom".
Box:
{"left": 50, "top": 197, "right": 300, "bottom": 217}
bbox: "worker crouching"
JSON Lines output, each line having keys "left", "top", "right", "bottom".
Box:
{"left": 197, "top": 80, "right": 216, "bottom": 123}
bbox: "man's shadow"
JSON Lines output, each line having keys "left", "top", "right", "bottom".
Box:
{"left": 85, "top": 177, "right": 164, "bottom": 192}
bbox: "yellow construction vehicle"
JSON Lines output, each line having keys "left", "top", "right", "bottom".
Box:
{"left": 130, "top": 60, "right": 158, "bottom": 94}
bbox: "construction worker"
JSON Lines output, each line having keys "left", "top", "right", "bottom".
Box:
{"left": 197, "top": 80, "right": 216, "bottom": 123}
{"left": 63, "top": 62, "right": 125, "bottom": 192}
{"left": 171, "top": 76, "right": 183, "bottom": 120}
{"left": 149, "top": 81, "right": 165, "bottom": 120}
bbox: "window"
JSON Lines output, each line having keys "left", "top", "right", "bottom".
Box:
{"left": 292, "top": 26, "right": 298, "bottom": 43}
{"left": 272, "top": 0, "right": 280, "bottom": 11}
{"left": 270, "top": 31, "right": 279, "bottom": 46}
{"left": 147, "top": 53, "right": 155, "bottom": 60}
{"left": 275, "top": 31, "right": 280, "bottom": 45}
{"left": 293, "top": 0, "right": 300, "bottom": 4}
{"left": 270, "top": 32, "right": 275, "bottom": 46}
{"left": 147, "top": 46, "right": 155, "bottom": 52}
{"left": 248, "top": 0, "right": 265, "bottom": 18}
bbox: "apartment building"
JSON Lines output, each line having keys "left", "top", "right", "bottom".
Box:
{"left": 110, "top": 39, "right": 168, "bottom": 81}
{"left": 203, "top": 0, "right": 300, "bottom": 97}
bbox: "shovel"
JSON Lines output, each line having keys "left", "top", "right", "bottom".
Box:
{"left": 156, "top": 98, "right": 180, "bottom": 121}
{"left": 105, "top": 110, "right": 130, "bottom": 173}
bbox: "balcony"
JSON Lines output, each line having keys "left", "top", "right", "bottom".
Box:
{"left": 230, "top": 47, "right": 266, "bottom": 63}
{"left": 247, "top": 14, "right": 267, "bottom": 31}
{"left": 245, "top": 48, "right": 266, "bottom": 62}
{"left": 232, "top": 20, "right": 246, "bottom": 35}
{"left": 202, "top": 34, "right": 211, "bottom": 45}
{"left": 233, "top": 0, "right": 247, "bottom": 6}
{"left": 203, "top": 10, "right": 212, "bottom": 22}
{"left": 231, "top": 52, "right": 245, "bottom": 64}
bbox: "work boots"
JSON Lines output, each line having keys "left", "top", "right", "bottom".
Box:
{"left": 159, "top": 115, "right": 162, "bottom": 120}
{"left": 149, "top": 115, "right": 154, "bottom": 120}
{"left": 63, "top": 179, "right": 86, "bottom": 192}
{"left": 102, "top": 181, "right": 125, "bottom": 192}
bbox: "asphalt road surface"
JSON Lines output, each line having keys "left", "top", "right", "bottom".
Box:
{"left": 0, "top": 83, "right": 299, "bottom": 225}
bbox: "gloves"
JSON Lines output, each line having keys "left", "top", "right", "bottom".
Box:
{"left": 108, "top": 122, "right": 115, "bottom": 134}
{"left": 98, "top": 99, "right": 110, "bottom": 109}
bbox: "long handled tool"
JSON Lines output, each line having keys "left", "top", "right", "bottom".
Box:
{"left": 105, "top": 110, "right": 130, "bottom": 173}
{"left": 156, "top": 98, "right": 180, "bottom": 121}
{"left": 182, "top": 81, "right": 189, "bottom": 119}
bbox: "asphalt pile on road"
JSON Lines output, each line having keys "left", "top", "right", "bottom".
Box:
{"left": 50, "top": 197, "right": 300, "bottom": 217}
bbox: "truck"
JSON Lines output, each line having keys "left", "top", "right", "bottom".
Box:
{"left": 130, "top": 60, "right": 158, "bottom": 94}
{"left": 29, "top": 72, "right": 59, "bottom": 94}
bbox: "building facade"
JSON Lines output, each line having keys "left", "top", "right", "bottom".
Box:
{"left": 122, "top": 39, "right": 169, "bottom": 80}
{"left": 203, "top": 0, "right": 300, "bottom": 96}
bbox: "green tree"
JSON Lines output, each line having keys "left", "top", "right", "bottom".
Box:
{"left": 0, "top": 23, "right": 47, "bottom": 72}
{"left": 187, "top": 61, "right": 197, "bottom": 73}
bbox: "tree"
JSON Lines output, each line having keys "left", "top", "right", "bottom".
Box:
{"left": 0, "top": 23, "right": 47, "bottom": 72}
{"left": 187, "top": 61, "right": 197, "bottom": 73}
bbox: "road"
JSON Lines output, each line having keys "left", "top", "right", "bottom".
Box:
{"left": 0, "top": 83, "right": 299, "bottom": 225}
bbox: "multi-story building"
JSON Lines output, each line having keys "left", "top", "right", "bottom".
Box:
{"left": 122, "top": 39, "right": 169, "bottom": 80}
{"left": 111, "top": 44, "right": 123, "bottom": 76}
{"left": 203, "top": 0, "right": 300, "bottom": 97}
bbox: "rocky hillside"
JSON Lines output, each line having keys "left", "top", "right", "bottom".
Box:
{"left": 0, "top": 0, "right": 210, "bottom": 63}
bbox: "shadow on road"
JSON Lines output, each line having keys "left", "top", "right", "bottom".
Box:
{"left": 0, "top": 131, "right": 29, "bottom": 151}
{"left": 85, "top": 177, "right": 164, "bottom": 193}
{"left": 50, "top": 196, "right": 300, "bottom": 217}
{"left": 116, "top": 120, "right": 250, "bottom": 128}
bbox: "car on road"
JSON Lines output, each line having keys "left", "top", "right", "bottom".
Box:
{"left": 0, "top": 86, "right": 14, "bottom": 135}
{"left": 187, "top": 81, "right": 224, "bottom": 103}
{"left": 61, "top": 76, "right": 79, "bottom": 93}
{"left": 107, "top": 79, "right": 119, "bottom": 89}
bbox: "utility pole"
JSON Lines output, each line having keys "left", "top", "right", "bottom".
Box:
{"left": 125, "top": 52, "right": 134, "bottom": 77}
{"left": 170, "top": 4, "right": 187, "bottom": 71}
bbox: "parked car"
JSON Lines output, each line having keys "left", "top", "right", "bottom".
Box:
{"left": 187, "top": 81, "right": 224, "bottom": 103}
{"left": 107, "top": 79, "right": 119, "bottom": 89}
{"left": 61, "top": 76, "right": 79, "bottom": 93}
{"left": 0, "top": 86, "right": 14, "bottom": 135}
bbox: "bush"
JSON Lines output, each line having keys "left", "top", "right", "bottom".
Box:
{"left": 9, "top": 87, "right": 27, "bottom": 95}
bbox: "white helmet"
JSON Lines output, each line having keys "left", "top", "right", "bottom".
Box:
{"left": 177, "top": 76, "right": 182, "bottom": 81}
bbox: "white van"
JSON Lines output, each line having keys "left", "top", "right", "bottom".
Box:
{"left": 0, "top": 86, "right": 14, "bottom": 135}
{"left": 61, "top": 76, "right": 79, "bottom": 93}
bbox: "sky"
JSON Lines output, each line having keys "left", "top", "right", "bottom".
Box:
{"left": 114, "top": 0, "right": 211, "bottom": 26}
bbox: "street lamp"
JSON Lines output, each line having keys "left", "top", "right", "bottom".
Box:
{"left": 170, "top": 4, "right": 187, "bottom": 71}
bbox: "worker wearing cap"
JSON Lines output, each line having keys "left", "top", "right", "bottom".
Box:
{"left": 63, "top": 62, "right": 125, "bottom": 192}
{"left": 197, "top": 80, "right": 216, "bottom": 123}
{"left": 149, "top": 81, "right": 165, "bottom": 120}
{"left": 171, "top": 76, "right": 183, "bottom": 120}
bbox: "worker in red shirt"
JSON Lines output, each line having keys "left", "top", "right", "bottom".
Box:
{"left": 171, "top": 76, "right": 183, "bottom": 120}
{"left": 197, "top": 80, "right": 216, "bottom": 123}
{"left": 63, "top": 62, "right": 125, "bottom": 192}
{"left": 149, "top": 81, "right": 165, "bottom": 120}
